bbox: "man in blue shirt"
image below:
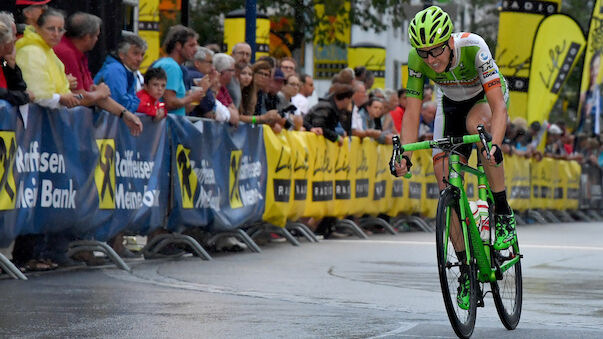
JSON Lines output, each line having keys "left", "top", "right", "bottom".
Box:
{"left": 153, "top": 25, "right": 204, "bottom": 116}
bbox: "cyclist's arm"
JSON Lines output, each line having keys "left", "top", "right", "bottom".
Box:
{"left": 400, "top": 96, "right": 423, "bottom": 157}
{"left": 485, "top": 87, "right": 508, "bottom": 146}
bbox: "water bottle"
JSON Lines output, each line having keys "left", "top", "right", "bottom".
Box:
{"left": 476, "top": 200, "right": 490, "bottom": 242}
{"left": 469, "top": 200, "right": 490, "bottom": 243}
{"left": 469, "top": 201, "right": 481, "bottom": 228}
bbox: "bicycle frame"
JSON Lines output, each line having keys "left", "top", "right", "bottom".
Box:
{"left": 400, "top": 135, "right": 521, "bottom": 283}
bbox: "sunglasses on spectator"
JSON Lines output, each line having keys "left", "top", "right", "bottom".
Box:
{"left": 416, "top": 44, "right": 447, "bottom": 59}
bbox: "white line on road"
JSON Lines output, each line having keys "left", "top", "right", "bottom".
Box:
{"left": 334, "top": 239, "right": 603, "bottom": 251}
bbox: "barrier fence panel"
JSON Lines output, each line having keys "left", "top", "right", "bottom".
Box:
{"left": 0, "top": 100, "right": 593, "bottom": 249}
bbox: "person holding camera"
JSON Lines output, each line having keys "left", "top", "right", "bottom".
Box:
{"left": 276, "top": 74, "right": 303, "bottom": 130}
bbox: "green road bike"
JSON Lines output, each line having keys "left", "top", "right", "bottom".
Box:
{"left": 390, "top": 125, "right": 522, "bottom": 338}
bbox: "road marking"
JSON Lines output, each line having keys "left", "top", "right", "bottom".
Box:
{"left": 334, "top": 239, "right": 603, "bottom": 251}
{"left": 367, "top": 322, "right": 418, "bottom": 338}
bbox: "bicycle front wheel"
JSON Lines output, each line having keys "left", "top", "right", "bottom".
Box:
{"left": 491, "top": 242, "right": 523, "bottom": 330}
{"left": 436, "top": 188, "right": 477, "bottom": 338}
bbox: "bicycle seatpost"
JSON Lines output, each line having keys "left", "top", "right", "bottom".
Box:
{"left": 477, "top": 124, "right": 492, "bottom": 161}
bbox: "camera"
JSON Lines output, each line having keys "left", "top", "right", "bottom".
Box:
{"left": 278, "top": 104, "right": 297, "bottom": 129}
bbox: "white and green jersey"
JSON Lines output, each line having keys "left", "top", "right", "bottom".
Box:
{"left": 407, "top": 32, "right": 508, "bottom": 102}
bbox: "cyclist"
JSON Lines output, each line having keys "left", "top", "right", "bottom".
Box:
{"left": 392, "top": 6, "right": 516, "bottom": 308}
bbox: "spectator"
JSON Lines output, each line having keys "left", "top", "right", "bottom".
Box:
{"left": 423, "top": 84, "right": 434, "bottom": 102}
{"left": 15, "top": 9, "right": 80, "bottom": 109}
{"left": 228, "top": 42, "right": 251, "bottom": 109}
{"left": 153, "top": 24, "right": 204, "bottom": 116}
{"left": 204, "top": 43, "right": 221, "bottom": 54}
{"left": 0, "top": 13, "right": 32, "bottom": 106}
{"left": 94, "top": 33, "right": 147, "bottom": 114}
{"left": 187, "top": 46, "right": 232, "bottom": 122}
{"left": 350, "top": 80, "right": 368, "bottom": 138}
{"left": 291, "top": 73, "right": 314, "bottom": 116}
{"left": 544, "top": 124, "right": 564, "bottom": 158}
{"left": 238, "top": 62, "right": 256, "bottom": 116}
{"left": 303, "top": 82, "right": 354, "bottom": 144}
{"left": 238, "top": 60, "right": 280, "bottom": 126}
{"left": 136, "top": 67, "right": 166, "bottom": 119}
{"left": 383, "top": 88, "right": 398, "bottom": 112}
{"left": 389, "top": 88, "right": 406, "bottom": 134}
{"left": 279, "top": 57, "right": 296, "bottom": 78}
{"left": 49, "top": 11, "right": 142, "bottom": 135}
{"left": 265, "top": 67, "right": 285, "bottom": 112}
{"left": 277, "top": 74, "right": 303, "bottom": 130}
{"left": 360, "top": 97, "right": 394, "bottom": 144}
{"left": 212, "top": 53, "right": 239, "bottom": 125}
{"left": 15, "top": 0, "right": 51, "bottom": 36}
{"left": 418, "top": 101, "right": 436, "bottom": 140}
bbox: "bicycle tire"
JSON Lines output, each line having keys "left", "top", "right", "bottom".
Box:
{"left": 491, "top": 242, "right": 523, "bottom": 330}
{"left": 436, "top": 188, "right": 477, "bottom": 338}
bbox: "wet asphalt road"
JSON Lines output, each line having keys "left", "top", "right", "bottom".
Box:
{"left": 1, "top": 222, "right": 603, "bottom": 338}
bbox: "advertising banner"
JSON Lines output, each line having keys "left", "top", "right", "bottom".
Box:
{"left": 138, "top": 0, "right": 161, "bottom": 73}
{"left": 285, "top": 131, "right": 310, "bottom": 221}
{"left": 495, "top": 0, "right": 561, "bottom": 121}
{"left": 578, "top": 0, "right": 603, "bottom": 134}
{"left": 333, "top": 137, "right": 353, "bottom": 218}
{"left": 313, "top": 1, "right": 350, "bottom": 80}
{"left": 527, "top": 14, "right": 586, "bottom": 124}
{"left": 168, "top": 117, "right": 266, "bottom": 233}
{"left": 506, "top": 155, "right": 532, "bottom": 212}
{"left": 262, "top": 127, "right": 291, "bottom": 227}
{"left": 223, "top": 10, "right": 270, "bottom": 59}
{"left": 347, "top": 44, "right": 386, "bottom": 90}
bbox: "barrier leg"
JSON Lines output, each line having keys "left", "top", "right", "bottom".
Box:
{"left": 392, "top": 217, "right": 411, "bottom": 232}
{"left": 0, "top": 253, "right": 27, "bottom": 280}
{"left": 267, "top": 225, "right": 300, "bottom": 246}
{"left": 586, "top": 209, "right": 603, "bottom": 221}
{"left": 405, "top": 215, "right": 434, "bottom": 232}
{"left": 67, "top": 240, "right": 131, "bottom": 272}
{"left": 359, "top": 217, "right": 397, "bottom": 235}
{"left": 570, "top": 210, "right": 592, "bottom": 222}
{"left": 527, "top": 210, "right": 547, "bottom": 224}
{"left": 513, "top": 213, "right": 527, "bottom": 225}
{"left": 236, "top": 229, "right": 262, "bottom": 253}
{"left": 142, "top": 234, "right": 212, "bottom": 261}
{"left": 541, "top": 210, "right": 561, "bottom": 223}
{"left": 553, "top": 210, "right": 575, "bottom": 223}
{"left": 334, "top": 219, "right": 368, "bottom": 239}
{"left": 286, "top": 222, "right": 319, "bottom": 243}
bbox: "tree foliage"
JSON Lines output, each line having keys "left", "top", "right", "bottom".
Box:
{"left": 189, "top": 0, "right": 409, "bottom": 56}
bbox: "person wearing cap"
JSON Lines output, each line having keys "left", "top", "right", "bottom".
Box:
{"left": 14, "top": 0, "right": 51, "bottom": 35}
{"left": 264, "top": 67, "right": 285, "bottom": 112}
{"left": 544, "top": 124, "right": 564, "bottom": 158}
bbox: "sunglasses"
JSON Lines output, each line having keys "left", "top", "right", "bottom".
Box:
{"left": 416, "top": 44, "right": 447, "bottom": 59}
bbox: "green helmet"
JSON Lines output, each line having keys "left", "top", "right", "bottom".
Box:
{"left": 408, "top": 6, "right": 453, "bottom": 49}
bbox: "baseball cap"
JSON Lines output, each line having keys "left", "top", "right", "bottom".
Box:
{"left": 16, "top": 0, "right": 51, "bottom": 5}
{"left": 548, "top": 124, "right": 563, "bottom": 135}
{"left": 273, "top": 68, "right": 285, "bottom": 81}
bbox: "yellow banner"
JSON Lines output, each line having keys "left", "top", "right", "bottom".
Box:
{"left": 578, "top": 0, "right": 603, "bottom": 132}
{"left": 313, "top": 1, "right": 350, "bottom": 80}
{"left": 262, "top": 127, "right": 292, "bottom": 227}
{"left": 527, "top": 14, "right": 586, "bottom": 124}
{"left": 348, "top": 45, "right": 386, "bottom": 90}
{"left": 333, "top": 138, "right": 353, "bottom": 218}
{"left": 495, "top": 0, "right": 562, "bottom": 121}
{"left": 505, "top": 155, "right": 532, "bottom": 212}
{"left": 223, "top": 12, "right": 270, "bottom": 59}
{"left": 138, "top": 0, "right": 160, "bottom": 73}
{"left": 284, "top": 131, "right": 310, "bottom": 221}
{"left": 348, "top": 137, "right": 371, "bottom": 216}
{"left": 566, "top": 160, "right": 581, "bottom": 209}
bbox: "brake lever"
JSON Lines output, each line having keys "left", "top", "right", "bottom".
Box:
{"left": 477, "top": 124, "right": 492, "bottom": 161}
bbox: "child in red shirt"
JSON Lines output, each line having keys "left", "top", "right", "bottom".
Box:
{"left": 136, "top": 67, "right": 167, "bottom": 120}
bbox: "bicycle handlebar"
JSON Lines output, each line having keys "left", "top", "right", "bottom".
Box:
{"left": 390, "top": 125, "right": 493, "bottom": 179}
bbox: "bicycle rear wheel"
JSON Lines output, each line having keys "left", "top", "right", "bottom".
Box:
{"left": 436, "top": 188, "right": 477, "bottom": 338}
{"left": 491, "top": 242, "right": 522, "bottom": 330}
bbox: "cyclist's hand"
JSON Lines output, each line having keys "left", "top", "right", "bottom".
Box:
{"left": 394, "top": 157, "right": 408, "bottom": 177}
{"left": 482, "top": 144, "right": 503, "bottom": 166}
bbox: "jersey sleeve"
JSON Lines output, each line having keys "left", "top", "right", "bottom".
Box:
{"left": 473, "top": 37, "right": 502, "bottom": 93}
{"left": 406, "top": 49, "right": 425, "bottom": 100}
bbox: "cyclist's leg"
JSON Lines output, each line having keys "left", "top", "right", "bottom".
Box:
{"left": 466, "top": 103, "right": 516, "bottom": 249}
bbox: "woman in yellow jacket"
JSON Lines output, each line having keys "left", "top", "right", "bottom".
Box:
{"left": 16, "top": 8, "right": 143, "bottom": 135}
{"left": 15, "top": 8, "right": 80, "bottom": 108}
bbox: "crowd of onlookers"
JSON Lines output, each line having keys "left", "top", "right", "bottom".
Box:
{"left": 0, "top": 1, "right": 600, "bottom": 273}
